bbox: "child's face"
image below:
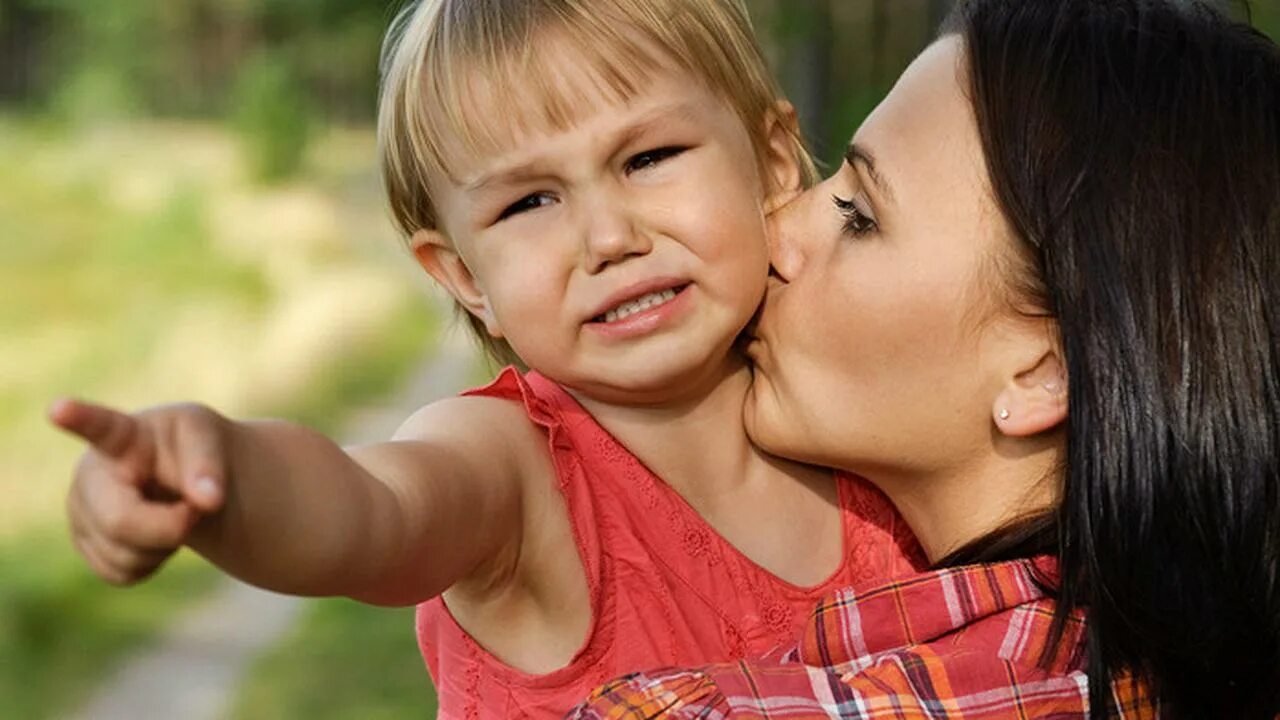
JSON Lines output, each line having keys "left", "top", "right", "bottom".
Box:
{"left": 418, "top": 60, "right": 795, "bottom": 404}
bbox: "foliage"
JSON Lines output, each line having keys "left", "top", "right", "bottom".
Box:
{"left": 1254, "top": 0, "right": 1280, "bottom": 36}
{"left": 232, "top": 52, "right": 313, "bottom": 182}
{"left": 3, "top": 1, "right": 1276, "bottom": 154}
{"left": 0, "top": 117, "right": 438, "bottom": 719}
{"left": 0, "top": 298, "right": 435, "bottom": 718}
{"left": 272, "top": 302, "right": 438, "bottom": 436}
{"left": 230, "top": 600, "right": 437, "bottom": 719}
{"left": 0, "top": 541, "right": 220, "bottom": 720}
{"left": 0, "top": 0, "right": 395, "bottom": 120}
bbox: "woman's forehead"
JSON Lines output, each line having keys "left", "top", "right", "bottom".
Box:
{"left": 854, "top": 38, "right": 983, "bottom": 202}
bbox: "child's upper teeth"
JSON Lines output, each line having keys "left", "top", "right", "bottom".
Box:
{"left": 603, "top": 289, "right": 678, "bottom": 323}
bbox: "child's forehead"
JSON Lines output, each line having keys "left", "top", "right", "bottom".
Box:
{"left": 464, "top": 80, "right": 714, "bottom": 172}
{"left": 423, "top": 28, "right": 702, "bottom": 181}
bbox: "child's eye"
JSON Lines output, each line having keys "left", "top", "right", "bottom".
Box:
{"left": 497, "top": 192, "right": 556, "bottom": 222}
{"left": 625, "top": 146, "right": 686, "bottom": 174}
{"left": 832, "top": 194, "right": 878, "bottom": 237}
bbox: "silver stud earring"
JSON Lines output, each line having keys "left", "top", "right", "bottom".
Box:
{"left": 999, "top": 408, "right": 1011, "bottom": 420}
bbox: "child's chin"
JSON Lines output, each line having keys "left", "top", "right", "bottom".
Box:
{"left": 596, "top": 357, "right": 720, "bottom": 399}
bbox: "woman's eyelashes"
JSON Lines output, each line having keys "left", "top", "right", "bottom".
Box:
{"left": 832, "top": 194, "right": 877, "bottom": 237}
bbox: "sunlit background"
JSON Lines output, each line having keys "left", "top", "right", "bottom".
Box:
{"left": 3, "top": 1, "right": 1277, "bottom": 718}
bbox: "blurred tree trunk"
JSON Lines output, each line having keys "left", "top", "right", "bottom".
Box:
{"left": 870, "top": 0, "right": 889, "bottom": 90}
{"left": 776, "top": 0, "right": 834, "bottom": 157}
{"left": 0, "top": 4, "right": 52, "bottom": 105}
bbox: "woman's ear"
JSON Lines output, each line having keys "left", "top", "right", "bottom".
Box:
{"left": 410, "top": 229, "right": 503, "bottom": 338}
{"left": 992, "top": 350, "right": 1067, "bottom": 437}
{"left": 762, "top": 100, "right": 805, "bottom": 215}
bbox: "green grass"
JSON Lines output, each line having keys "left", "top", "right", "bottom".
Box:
{"left": 215, "top": 297, "right": 443, "bottom": 720}
{"left": 275, "top": 298, "right": 438, "bottom": 436}
{"left": 0, "top": 297, "right": 438, "bottom": 720}
{"left": 230, "top": 600, "right": 437, "bottom": 719}
{"left": 0, "top": 539, "right": 220, "bottom": 719}
{"left": 226, "top": 282, "right": 443, "bottom": 720}
{"left": 0, "top": 116, "right": 439, "bottom": 719}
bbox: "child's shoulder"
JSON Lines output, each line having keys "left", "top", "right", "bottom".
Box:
{"left": 378, "top": 368, "right": 564, "bottom": 490}
{"left": 393, "top": 391, "right": 545, "bottom": 457}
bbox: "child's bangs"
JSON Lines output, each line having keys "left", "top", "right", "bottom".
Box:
{"left": 416, "top": 4, "right": 694, "bottom": 182}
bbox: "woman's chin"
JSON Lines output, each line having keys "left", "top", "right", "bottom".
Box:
{"left": 741, "top": 380, "right": 772, "bottom": 445}
{"left": 745, "top": 390, "right": 859, "bottom": 474}
{"left": 744, "top": 384, "right": 806, "bottom": 462}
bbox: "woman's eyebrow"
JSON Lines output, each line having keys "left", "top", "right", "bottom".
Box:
{"left": 845, "top": 143, "right": 896, "bottom": 206}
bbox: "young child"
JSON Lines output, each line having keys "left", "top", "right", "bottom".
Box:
{"left": 52, "top": 1, "right": 923, "bottom": 717}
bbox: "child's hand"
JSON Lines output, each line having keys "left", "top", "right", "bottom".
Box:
{"left": 49, "top": 399, "right": 228, "bottom": 585}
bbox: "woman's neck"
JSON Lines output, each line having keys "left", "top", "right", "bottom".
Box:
{"left": 870, "top": 433, "right": 1063, "bottom": 564}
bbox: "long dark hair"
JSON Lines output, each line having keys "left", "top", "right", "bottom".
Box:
{"left": 943, "top": 0, "right": 1280, "bottom": 716}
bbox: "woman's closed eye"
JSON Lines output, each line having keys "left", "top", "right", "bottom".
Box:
{"left": 832, "top": 194, "right": 877, "bottom": 237}
{"left": 625, "top": 146, "right": 687, "bottom": 174}
{"left": 496, "top": 192, "right": 557, "bottom": 222}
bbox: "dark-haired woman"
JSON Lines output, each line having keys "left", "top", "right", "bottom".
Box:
{"left": 571, "top": 0, "right": 1279, "bottom": 717}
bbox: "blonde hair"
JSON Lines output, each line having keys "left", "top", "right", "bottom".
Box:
{"left": 378, "top": 0, "right": 816, "bottom": 366}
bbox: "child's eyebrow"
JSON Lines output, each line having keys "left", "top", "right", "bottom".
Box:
{"left": 612, "top": 101, "right": 702, "bottom": 152}
{"left": 463, "top": 101, "right": 703, "bottom": 195}
{"left": 465, "top": 166, "right": 550, "bottom": 195}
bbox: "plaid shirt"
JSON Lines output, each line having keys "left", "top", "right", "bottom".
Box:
{"left": 569, "top": 558, "right": 1158, "bottom": 719}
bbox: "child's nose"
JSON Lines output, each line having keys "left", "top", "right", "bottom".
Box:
{"left": 582, "top": 199, "right": 651, "bottom": 273}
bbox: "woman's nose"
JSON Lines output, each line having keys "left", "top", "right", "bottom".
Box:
{"left": 767, "top": 192, "right": 809, "bottom": 283}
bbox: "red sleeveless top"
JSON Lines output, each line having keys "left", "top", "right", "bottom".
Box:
{"left": 416, "top": 369, "right": 925, "bottom": 719}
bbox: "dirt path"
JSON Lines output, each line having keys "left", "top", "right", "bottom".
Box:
{"left": 66, "top": 323, "right": 479, "bottom": 720}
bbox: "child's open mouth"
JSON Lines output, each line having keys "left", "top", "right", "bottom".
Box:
{"left": 590, "top": 283, "right": 690, "bottom": 325}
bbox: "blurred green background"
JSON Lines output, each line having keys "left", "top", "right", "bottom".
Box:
{"left": 2, "top": 1, "right": 1277, "bottom": 718}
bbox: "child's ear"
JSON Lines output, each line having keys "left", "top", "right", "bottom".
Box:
{"left": 762, "top": 100, "right": 805, "bottom": 215}
{"left": 410, "top": 229, "right": 504, "bottom": 338}
{"left": 992, "top": 349, "right": 1067, "bottom": 437}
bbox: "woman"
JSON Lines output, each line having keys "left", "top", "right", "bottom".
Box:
{"left": 572, "top": 0, "right": 1279, "bottom": 717}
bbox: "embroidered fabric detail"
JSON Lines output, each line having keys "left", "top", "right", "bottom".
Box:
{"left": 416, "top": 367, "right": 926, "bottom": 719}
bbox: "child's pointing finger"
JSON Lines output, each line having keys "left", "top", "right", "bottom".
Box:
{"left": 49, "top": 398, "right": 141, "bottom": 459}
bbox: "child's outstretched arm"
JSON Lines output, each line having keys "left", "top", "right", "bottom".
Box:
{"left": 50, "top": 395, "right": 532, "bottom": 607}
